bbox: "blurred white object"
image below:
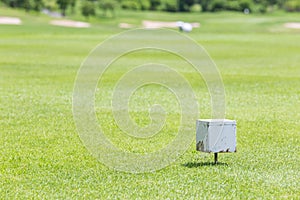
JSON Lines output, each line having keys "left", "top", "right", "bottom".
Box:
{"left": 244, "top": 8, "right": 250, "bottom": 14}
{"left": 142, "top": 20, "right": 199, "bottom": 30}
{"left": 177, "top": 21, "right": 193, "bottom": 32}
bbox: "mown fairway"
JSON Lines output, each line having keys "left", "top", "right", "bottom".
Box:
{"left": 0, "top": 8, "right": 299, "bottom": 199}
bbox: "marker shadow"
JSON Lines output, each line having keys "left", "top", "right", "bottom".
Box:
{"left": 182, "top": 161, "right": 228, "bottom": 168}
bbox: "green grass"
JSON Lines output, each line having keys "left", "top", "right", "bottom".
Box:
{"left": 1, "top": 6, "right": 300, "bottom": 199}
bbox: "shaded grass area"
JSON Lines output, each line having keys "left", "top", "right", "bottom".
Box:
{"left": 0, "top": 7, "right": 300, "bottom": 199}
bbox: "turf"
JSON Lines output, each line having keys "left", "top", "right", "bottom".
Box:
{"left": 0, "top": 7, "right": 299, "bottom": 199}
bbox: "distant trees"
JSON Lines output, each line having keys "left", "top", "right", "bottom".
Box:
{"left": 56, "top": 0, "right": 70, "bottom": 16}
{"left": 99, "top": 0, "right": 118, "bottom": 17}
{"left": 1, "top": 0, "right": 44, "bottom": 11}
{"left": 81, "top": 1, "right": 95, "bottom": 19}
{"left": 1, "top": 0, "right": 299, "bottom": 15}
{"left": 150, "top": 0, "right": 161, "bottom": 10}
{"left": 70, "top": 0, "right": 76, "bottom": 13}
{"left": 284, "top": 0, "right": 300, "bottom": 12}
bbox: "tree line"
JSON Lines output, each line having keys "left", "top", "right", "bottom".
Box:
{"left": 1, "top": 0, "right": 299, "bottom": 17}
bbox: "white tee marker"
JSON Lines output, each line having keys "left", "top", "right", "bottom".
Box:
{"left": 196, "top": 119, "right": 237, "bottom": 164}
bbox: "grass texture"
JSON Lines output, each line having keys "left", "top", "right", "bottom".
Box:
{"left": 0, "top": 7, "right": 299, "bottom": 199}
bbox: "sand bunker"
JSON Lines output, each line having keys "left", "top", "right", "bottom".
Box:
{"left": 142, "top": 20, "right": 200, "bottom": 29}
{"left": 50, "top": 20, "right": 90, "bottom": 28}
{"left": 0, "top": 16, "right": 22, "bottom": 25}
{"left": 284, "top": 22, "right": 300, "bottom": 29}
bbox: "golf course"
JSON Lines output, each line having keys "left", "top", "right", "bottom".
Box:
{"left": 0, "top": 6, "right": 299, "bottom": 199}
